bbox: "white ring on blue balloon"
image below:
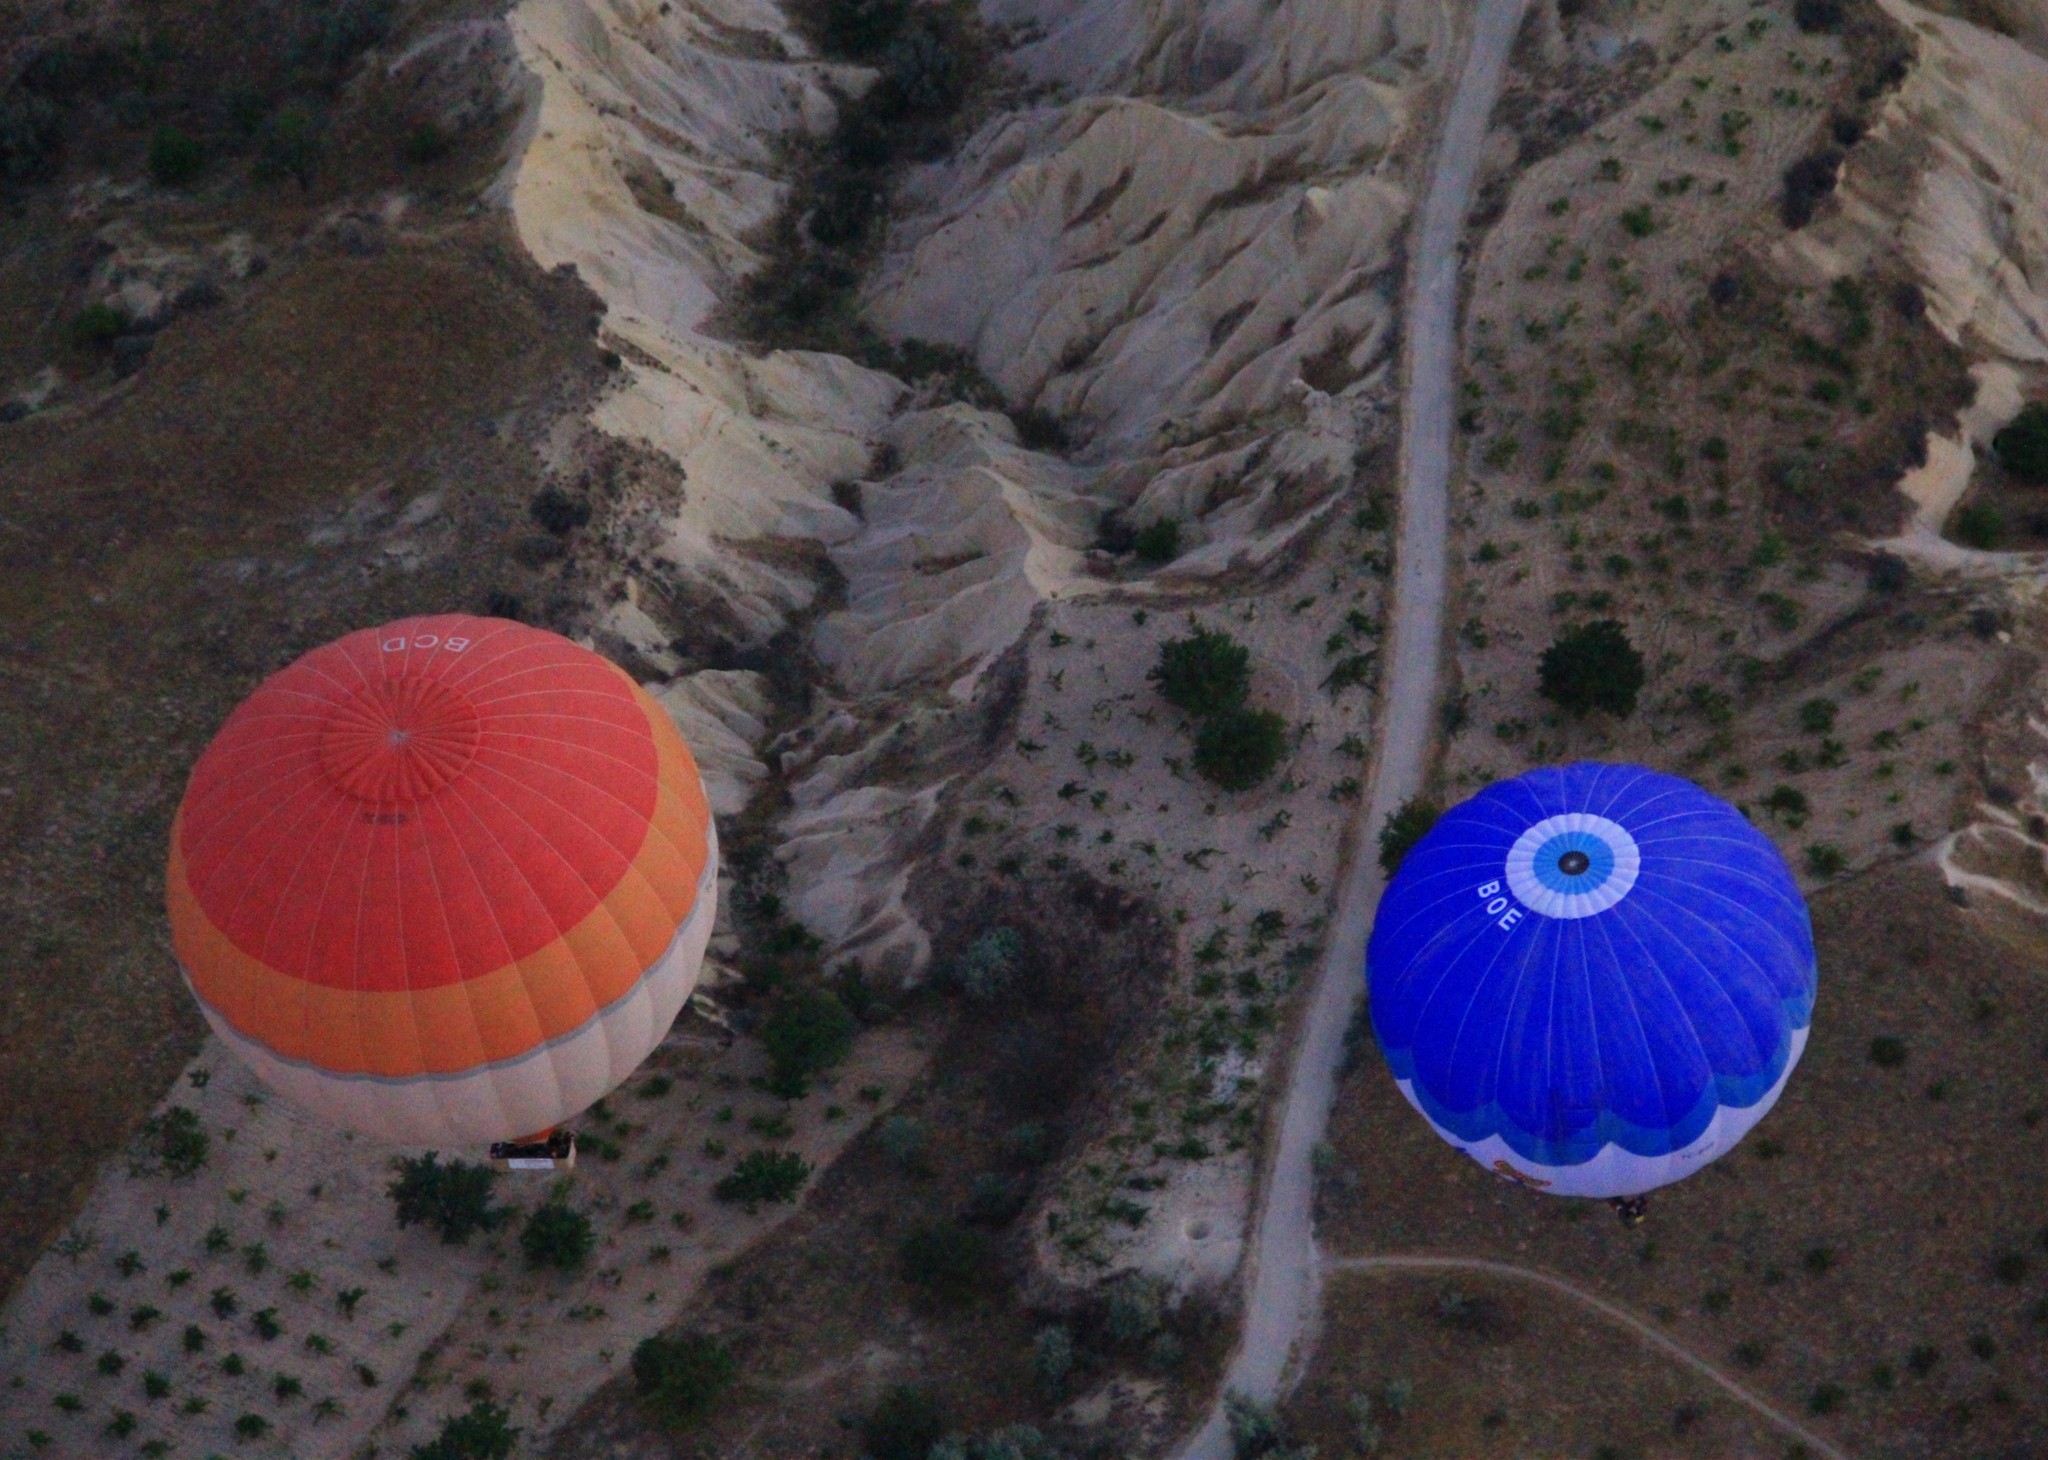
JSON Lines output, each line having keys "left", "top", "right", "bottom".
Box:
{"left": 1504, "top": 812, "right": 1640, "bottom": 919}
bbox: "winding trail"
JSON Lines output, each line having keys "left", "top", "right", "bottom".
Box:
{"left": 1174, "top": 3, "right": 1531, "bottom": 1454}
{"left": 1326, "top": 1256, "right": 1854, "bottom": 1460}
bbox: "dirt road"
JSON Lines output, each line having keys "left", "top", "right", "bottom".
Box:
{"left": 1173, "top": 2, "right": 1531, "bottom": 1453}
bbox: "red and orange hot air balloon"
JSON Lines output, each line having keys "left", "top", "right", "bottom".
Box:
{"left": 166, "top": 615, "right": 717, "bottom": 1147}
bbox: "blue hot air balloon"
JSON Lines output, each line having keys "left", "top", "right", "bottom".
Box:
{"left": 1367, "top": 763, "right": 1816, "bottom": 1199}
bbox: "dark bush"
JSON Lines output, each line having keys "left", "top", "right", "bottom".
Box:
{"left": 297, "top": 0, "right": 397, "bottom": 83}
{"left": 1193, "top": 706, "right": 1287, "bottom": 791}
{"left": 714, "top": 1150, "right": 811, "bottom": 1209}
{"left": 807, "top": 170, "right": 881, "bottom": 246}
{"left": 1150, "top": 628, "right": 1251, "bottom": 717}
{"left": 0, "top": 89, "right": 64, "bottom": 185}
{"left": 1378, "top": 797, "right": 1442, "bottom": 875}
{"left": 631, "top": 1333, "right": 736, "bottom": 1430}
{"left": 873, "top": 22, "right": 964, "bottom": 122}
{"left": 1868, "top": 1035, "right": 1907, "bottom": 1068}
{"left": 401, "top": 121, "right": 452, "bottom": 166}
{"left": 1707, "top": 272, "right": 1741, "bottom": 307}
{"left": 147, "top": 126, "right": 204, "bottom": 186}
{"left": 819, "top": 0, "right": 912, "bottom": 57}
{"left": 899, "top": 1221, "right": 993, "bottom": 1303}
{"left": 133, "top": 1107, "right": 209, "bottom": 1178}
{"left": 68, "top": 302, "right": 129, "bottom": 350}
{"left": 863, "top": 1385, "right": 947, "bottom": 1460}
{"left": 387, "top": 1154, "right": 506, "bottom": 1244}
{"left": 1830, "top": 112, "right": 1865, "bottom": 148}
{"left": 1011, "top": 405, "right": 1070, "bottom": 452}
{"left": 1793, "top": 0, "right": 1844, "bottom": 33}
{"left": 518, "top": 1199, "right": 594, "bottom": 1272}
{"left": 529, "top": 486, "right": 592, "bottom": 535}
{"left": 1867, "top": 552, "right": 1908, "bottom": 593}
{"left": 1781, "top": 150, "right": 1843, "bottom": 229}
{"left": 1993, "top": 403, "right": 2048, "bottom": 485}
{"left": 1538, "top": 619, "right": 1646, "bottom": 718}
{"left": 1952, "top": 500, "right": 2005, "bottom": 550}
{"left": 759, "top": 985, "right": 855, "bottom": 1097}
{"left": 411, "top": 1400, "right": 519, "bottom": 1460}
{"left": 259, "top": 104, "right": 322, "bottom": 190}
{"left": 1134, "top": 519, "right": 1181, "bottom": 564}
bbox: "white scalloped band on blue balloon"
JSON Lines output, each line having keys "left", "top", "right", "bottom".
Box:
{"left": 1504, "top": 812, "right": 1641, "bottom": 920}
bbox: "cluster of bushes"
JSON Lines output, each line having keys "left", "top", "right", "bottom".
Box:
{"left": 1993, "top": 403, "right": 2048, "bottom": 485}
{"left": 1149, "top": 626, "right": 1288, "bottom": 791}
{"left": 411, "top": 1400, "right": 518, "bottom": 1460}
{"left": 631, "top": 1332, "right": 736, "bottom": 1431}
{"left": 387, "top": 1153, "right": 508, "bottom": 1244}
{"left": 747, "top": 0, "right": 983, "bottom": 342}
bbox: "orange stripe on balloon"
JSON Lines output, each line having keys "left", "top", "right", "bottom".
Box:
{"left": 169, "top": 687, "right": 711, "bottom": 1079}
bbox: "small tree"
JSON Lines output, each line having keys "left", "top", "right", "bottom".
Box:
{"left": 759, "top": 986, "right": 855, "bottom": 1097}
{"left": 387, "top": 1154, "right": 506, "bottom": 1245}
{"left": 411, "top": 1400, "right": 519, "bottom": 1460}
{"left": 147, "top": 126, "right": 203, "bottom": 186}
{"left": 863, "top": 1384, "right": 947, "bottom": 1460}
{"left": 1993, "top": 402, "right": 2048, "bottom": 484}
{"left": 714, "top": 1150, "right": 811, "bottom": 1210}
{"left": 1538, "top": 619, "right": 1646, "bottom": 718}
{"left": 1134, "top": 519, "right": 1181, "bottom": 564}
{"left": 260, "top": 104, "right": 322, "bottom": 191}
{"left": 631, "top": 1333, "right": 736, "bottom": 1430}
{"left": 518, "top": 1199, "right": 593, "bottom": 1272}
{"left": 1150, "top": 628, "right": 1251, "bottom": 717}
{"left": 1193, "top": 706, "right": 1287, "bottom": 791}
{"left": 899, "top": 1222, "right": 993, "bottom": 1303}
{"left": 1378, "top": 798, "right": 1441, "bottom": 875}
{"left": 1953, "top": 500, "right": 2005, "bottom": 550}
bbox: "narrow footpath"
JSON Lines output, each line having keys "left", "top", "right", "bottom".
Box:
{"left": 1326, "top": 1256, "right": 1855, "bottom": 1460}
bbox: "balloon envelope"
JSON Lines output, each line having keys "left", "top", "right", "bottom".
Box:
{"left": 1367, "top": 763, "right": 1815, "bottom": 1197}
{"left": 168, "top": 615, "right": 717, "bottom": 1145}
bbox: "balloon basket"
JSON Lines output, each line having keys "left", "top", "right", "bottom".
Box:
{"left": 490, "top": 1129, "right": 577, "bottom": 1172}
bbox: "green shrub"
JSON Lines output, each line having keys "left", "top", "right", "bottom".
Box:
{"left": 1193, "top": 707, "right": 1287, "bottom": 791}
{"left": 1134, "top": 519, "right": 1181, "bottom": 563}
{"left": 1953, "top": 500, "right": 2005, "bottom": 550}
{"left": 68, "top": 302, "right": 129, "bottom": 350}
{"left": 714, "top": 1150, "right": 811, "bottom": 1210}
{"left": 1796, "top": 698, "right": 1837, "bottom": 734}
{"left": 1538, "top": 619, "right": 1646, "bottom": 718}
{"left": 819, "top": 0, "right": 912, "bottom": 57}
{"left": 400, "top": 121, "right": 451, "bottom": 166}
{"left": 387, "top": 1154, "right": 506, "bottom": 1244}
{"left": 1032, "top": 1324, "right": 1074, "bottom": 1395}
{"left": 760, "top": 986, "right": 855, "bottom": 1097}
{"left": 1805, "top": 843, "right": 1846, "bottom": 877}
{"left": 1868, "top": 1035, "right": 1907, "bottom": 1068}
{"left": 259, "top": 104, "right": 321, "bottom": 190}
{"left": 1619, "top": 204, "right": 1658, "bottom": 238}
{"left": 950, "top": 927, "right": 1021, "bottom": 1000}
{"left": 234, "top": 1414, "right": 269, "bottom": 1439}
{"left": 411, "top": 1400, "right": 519, "bottom": 1460}
{"left": 865, "top": 1385, "right": 947, "bottom": 1460}
{"left": 899, "top": 1222, "right": 992, "bottom": 1303}
{"left": 518, "top": 1200, "right": 594, "bottom": 1272}
{"left": 1150, "top": 628, "right": 1251, "bottom": 717}
{"left": 1, "top": 89, "right": 64, "bottom": 185}
{"left": 1378, "top": 797, "right": 1442, "bottom": 875}
{"left": 630, "top": 1333, "right": 735, "bottom": 1430}
{"left": 1993, "top": 402, "right": 2048, "bottom": 484}
{"left": 147, "top": 127, "right": 203, "bottom": 186}
{"left": 132, "top": 1106, "right": 209, "bottom": 1177}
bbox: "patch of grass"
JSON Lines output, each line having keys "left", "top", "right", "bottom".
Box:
{"left": 631, "top": 1333, "right": 736, "bottom": 1431}
{"left": 714, "top": 1150, "right": 812, "bottom": 1210}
